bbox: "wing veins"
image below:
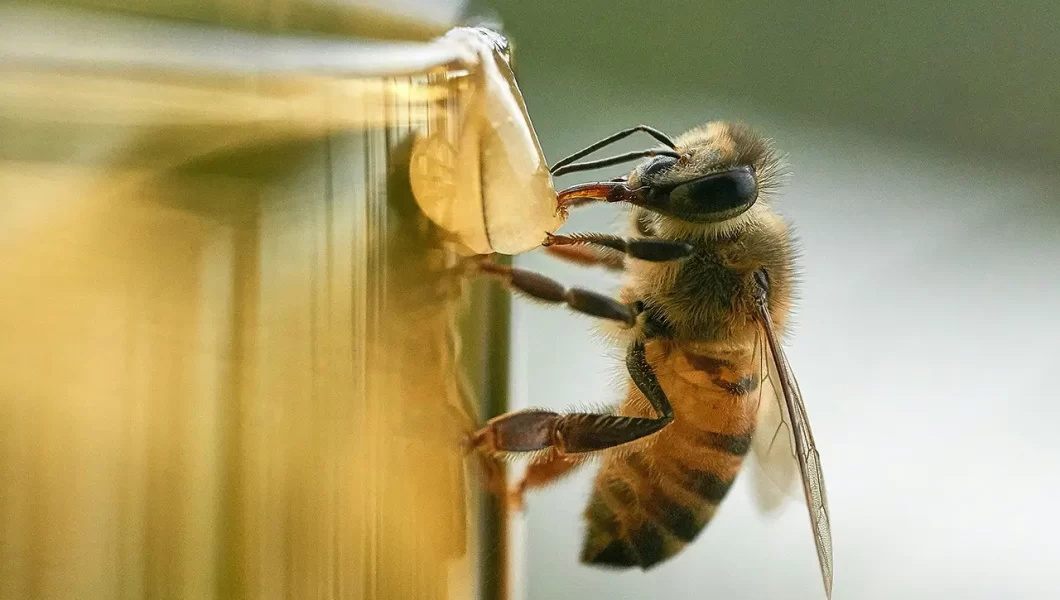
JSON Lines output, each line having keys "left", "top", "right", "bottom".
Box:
{"left": 753, "top": 292, "right": 834, "bottom": 599}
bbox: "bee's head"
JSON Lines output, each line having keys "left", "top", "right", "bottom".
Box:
{"left": 626, "top": 122, "right": 785, "bottom": 227}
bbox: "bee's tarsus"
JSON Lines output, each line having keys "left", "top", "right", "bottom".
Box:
{"left": 546, "top": 232, "right": 691, "bottom": 263}
{"left": 543, "top": 244, "right": 627, "bottom": 271}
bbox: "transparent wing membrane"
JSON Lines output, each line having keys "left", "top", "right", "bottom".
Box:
{"left": 752, "top": 309, "right": 834, "bottom": 599}
{"left": 749, "top": 328, "right": 798, "bottom": 511}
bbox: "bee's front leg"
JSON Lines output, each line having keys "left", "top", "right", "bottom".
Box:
{"left": 544, "top": 232, "right": 693, "bottom": 262}
{"left": 536, "top": 230, "right": 694, "bottom": 273}
{"left": 542, "top": 243, "right": 626, "bottom": 271}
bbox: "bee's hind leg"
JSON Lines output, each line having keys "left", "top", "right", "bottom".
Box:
{"left": 466, "top": 237, "right": 684, "bottom": 507}
{"left": 468, "top": 341, "right": 674, "bottom": 497}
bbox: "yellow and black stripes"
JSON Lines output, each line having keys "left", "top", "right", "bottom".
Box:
{"left": 580, "top": 431, "right": 751, "bottom": 569}
{"left": 698, "top": 430, "right": 754, "bottom": 456}
{"left": 577, "top": 340, "right": 763, "bottom": 570}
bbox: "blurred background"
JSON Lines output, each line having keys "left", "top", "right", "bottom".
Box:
{"left": 1, "top": 2, "right": 510, "bottom": 600}
{"left": 2, "top": 1, "right": 1059, "bottom": 600}
{"left": 489, "top": 1, "right": 1060, "bottom": 599}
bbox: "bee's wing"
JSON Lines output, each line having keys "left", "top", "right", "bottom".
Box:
{"left": 748, "top": 328, "right": 797, "bottom": 511}
{"left": 750, "top": 306, "right": 833, "bottom": 599}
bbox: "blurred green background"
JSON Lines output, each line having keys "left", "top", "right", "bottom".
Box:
{"left": 486, "top": 2, "right": 1060, "bottom": 600}
{"left": 493, "top": 0, "right": 1060, "bottom": 170}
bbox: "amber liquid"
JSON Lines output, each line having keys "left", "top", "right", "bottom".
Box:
{"left": 0, "top": 11, "right": 506, "bottom": 600}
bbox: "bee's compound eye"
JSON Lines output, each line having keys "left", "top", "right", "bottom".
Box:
{"left": 667, "top": 166, "right": 758, "bottom": 222}
{"left": 686, "top": 168, "right": 756, "bottom": 208}
{"left": 642, "top": 155, "right": 678, "bottom": 180}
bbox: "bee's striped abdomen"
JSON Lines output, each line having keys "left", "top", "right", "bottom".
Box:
{"left": 580, "top": 342, "right": 760, "bottom": 569}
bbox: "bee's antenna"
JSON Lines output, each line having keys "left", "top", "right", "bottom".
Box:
{"left": 551, "top": 149, "right": 681, "bottom": 177}
{"left": 550, "top": 125, "right": 677, "bottom": 174}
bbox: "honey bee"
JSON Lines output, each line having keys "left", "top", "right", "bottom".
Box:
{"left": 468, "top": 122, "right": 833, "bottom": 598}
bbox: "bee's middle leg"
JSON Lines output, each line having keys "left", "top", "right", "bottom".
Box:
{"left": 470, "top": 229, "right": 689, "bottom": 323}
{"left": 476, "top": 261, "right": 643, "bottom": 325}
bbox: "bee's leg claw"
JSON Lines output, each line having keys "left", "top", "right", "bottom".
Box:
{"left": 465, "top": 422, "right": 496, "bottom": 454}
{"left": 466, "top": 424, "right": 509, "bottom": 500}
{"left": 463, "top": 429, "right": 481, "bottom": 454}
